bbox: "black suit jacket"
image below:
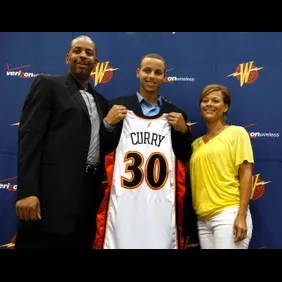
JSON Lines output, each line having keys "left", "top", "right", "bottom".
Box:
{"left": 17, "top": 73, "right": 109, "bottom": 235}
{"left": 104, "top": 93, "right": 192, "bottom": 165}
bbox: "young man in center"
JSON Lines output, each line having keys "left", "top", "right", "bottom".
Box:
{"left": 94, "top": 53, "right": 193, "bottom": 249}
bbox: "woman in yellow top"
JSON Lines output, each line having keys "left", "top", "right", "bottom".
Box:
{"left": 189, "top": 84, "right": 254, "bottom": 249}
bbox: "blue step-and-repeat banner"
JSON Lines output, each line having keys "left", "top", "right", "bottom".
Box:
{"left": 0, "top": 32, "right": 281, "bottom": 249}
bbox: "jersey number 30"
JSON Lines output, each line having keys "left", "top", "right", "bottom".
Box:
{"left": 121, "top": 151, "right": 169, "bottom": 190}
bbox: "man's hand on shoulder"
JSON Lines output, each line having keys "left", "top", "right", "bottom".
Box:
{"left": 16, "top": 196, "right": 41, "bottom": 221}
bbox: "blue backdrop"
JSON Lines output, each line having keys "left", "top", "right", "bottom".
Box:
{"left": 0, "top": 32, "right": 281, "bottom": 249}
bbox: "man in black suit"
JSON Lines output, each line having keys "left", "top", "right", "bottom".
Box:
{"left": 14, "top": 35, "right": 109, "bottom": 249}
{"left": 96, "top": 53, "right": 195, "bottom": 248}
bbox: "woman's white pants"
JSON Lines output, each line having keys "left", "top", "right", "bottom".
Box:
{"left": 197, "top": 206, "right": 253, "bottom": 249}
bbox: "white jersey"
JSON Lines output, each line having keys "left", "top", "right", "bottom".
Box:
{"left": 94, "top": 110, "right": 185, "bottom": 249}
